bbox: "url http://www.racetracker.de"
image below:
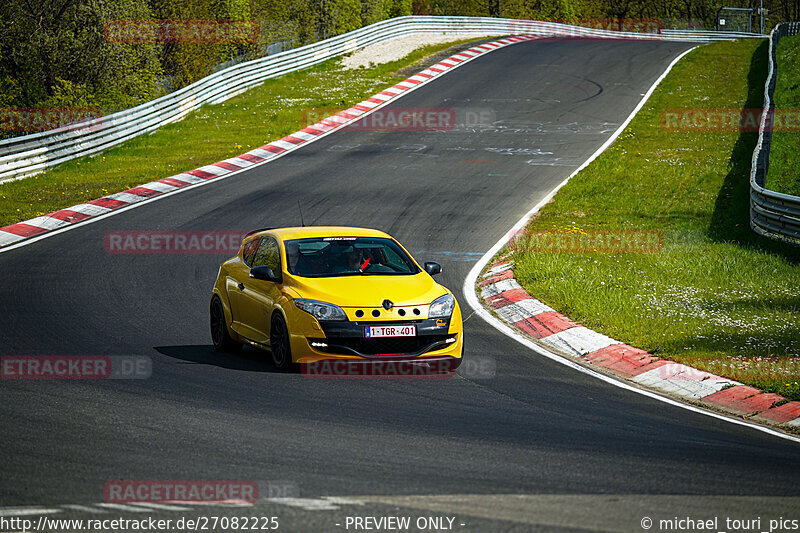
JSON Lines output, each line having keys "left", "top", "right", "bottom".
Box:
{"left": 0, "top": 515, "right": 280, "bottom": 532}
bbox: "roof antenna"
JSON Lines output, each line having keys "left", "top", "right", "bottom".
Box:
{"left": 297, "top": 201, "right": 305, "bottom": 227}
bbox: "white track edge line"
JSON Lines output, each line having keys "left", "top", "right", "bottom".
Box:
{"left": 2, "top": 41, "right": 795, "bottom": 441}
{"left": 5, "top": 39, "right": 795, "bottom": 442}
{"left": 462, "top": 45, "right": 800, "bottom": 445}
{"left": 0, "top": 34, "right": 518, "bottom": 255}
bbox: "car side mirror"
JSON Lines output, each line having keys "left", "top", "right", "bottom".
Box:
{"left": 424, "top": 261, "right": 442, "bottom": 276}
{"left": 250, "top": 265, "right": 281, "bottom": 282}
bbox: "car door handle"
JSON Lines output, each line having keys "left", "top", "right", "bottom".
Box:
{"left": 237, "top": 283, "right": 245, "bottom": 290}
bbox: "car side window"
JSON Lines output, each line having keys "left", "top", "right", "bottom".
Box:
{"left": 252, "top": 237, "right": 281, "bottom": 272}
{"left": 242, "top": 237, "right": 259, "bottom": 266}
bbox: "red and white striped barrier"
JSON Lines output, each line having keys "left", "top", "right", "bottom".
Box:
{"left": 0, "top": 36, "right": 539, "bottom": 248}
{"left": 479, "top": 260, "right": 800, "bottom": 428}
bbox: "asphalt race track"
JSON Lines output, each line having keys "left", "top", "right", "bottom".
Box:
{"left": 2, "top": 38, "right": 799, "bottom": 531}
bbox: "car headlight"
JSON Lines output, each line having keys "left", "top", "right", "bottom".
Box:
{"left": 294, "top": 299, "right": 347, "bottom": 321}
{"left": 429, "top": 294, "right": 455, "bottom": 318}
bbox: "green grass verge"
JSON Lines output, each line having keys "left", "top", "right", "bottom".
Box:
{"left": 0, "top": 37, "right": 485, "bottom": 227}
{"left": 767, "top": 33, "right": 800, "bottom": 196}
{"left": 507, "top": 39, "right": 800, "bottom": 401}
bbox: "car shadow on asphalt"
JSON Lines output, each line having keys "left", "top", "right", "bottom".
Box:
{"left": 154, "top": 344, "right": 291, "bottom": 373}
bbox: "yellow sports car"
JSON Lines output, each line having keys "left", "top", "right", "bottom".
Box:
{"left": 210, "top": 227, "right": 463, "bottom": 371}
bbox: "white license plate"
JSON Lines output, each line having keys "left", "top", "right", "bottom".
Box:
{"left": 365, "top": 325, "right": 416, "bottom": 338}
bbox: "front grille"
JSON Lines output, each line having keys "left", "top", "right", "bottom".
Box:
{"left": 316, "top": 334, "right": 451, "bottom": 356}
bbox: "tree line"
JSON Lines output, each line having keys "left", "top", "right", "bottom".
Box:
{"left": 0, "top": 0, "right": 795, "bottom": 124}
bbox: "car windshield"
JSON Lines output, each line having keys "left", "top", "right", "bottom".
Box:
{"left": 284, "top": 237, "right": 420, "bottom": 277}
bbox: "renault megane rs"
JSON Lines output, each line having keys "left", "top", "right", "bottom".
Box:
{"left": 210, "top": 226, "right": 463, "bottom": 370}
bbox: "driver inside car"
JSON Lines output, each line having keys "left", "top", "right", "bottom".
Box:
{"left": 330, "top": 246, "right": 368, "bottom": 274}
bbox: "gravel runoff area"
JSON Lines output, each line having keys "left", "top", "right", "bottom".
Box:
{"left": 341, "top": 32, "right": 503, "bottom": 69}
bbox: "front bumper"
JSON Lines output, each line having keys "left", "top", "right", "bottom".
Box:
{"left": 310, "top": 318, "right": 457, "bottom": 358}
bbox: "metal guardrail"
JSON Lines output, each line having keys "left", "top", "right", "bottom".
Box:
{"left": 750, "top": 22, "right": 800, "bottom": 244}
{"left": 661, "top": 29, "right": 763, "bottom": 40}
{"left": 0, "top": 16, "right": 763, "bottom": 184}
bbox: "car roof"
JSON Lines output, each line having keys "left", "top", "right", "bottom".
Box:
{"left": 255, "top": 226, "right": 392, "bottom": 241}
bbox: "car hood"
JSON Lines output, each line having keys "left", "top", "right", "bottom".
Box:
{"left": 287, "top": 272, "right": 447, "bottom": 307}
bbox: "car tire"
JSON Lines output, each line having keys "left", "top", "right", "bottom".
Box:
{"left": 210, "top": 296, "right": 242, "bottom": 353}
{"left": 270, "top": 313, "right": 292, "bottom": 370}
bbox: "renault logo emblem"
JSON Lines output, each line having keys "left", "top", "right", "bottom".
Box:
{"left": 382, "top": 299, "right": 393, "bottom": 310}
